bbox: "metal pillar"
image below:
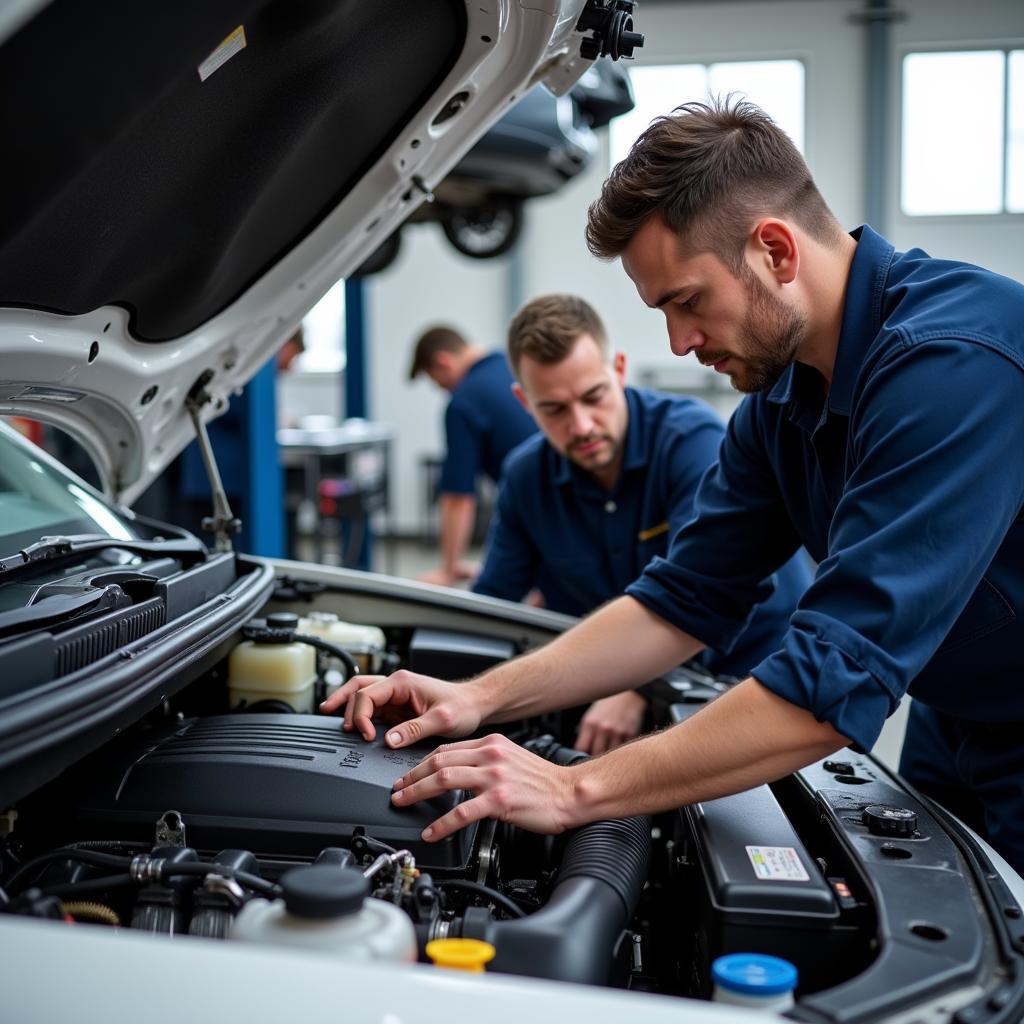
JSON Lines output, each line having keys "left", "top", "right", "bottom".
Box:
{"left": 242, "top": 357, "right": 285, "bottom": 557}
{"left": 507, "top": 243, "right": 525, "bottom": 326}
{"left": 344, "top": 277, "right": 368, "bottom": 419}
{"left": 853, "top": 0, "right": 905, "bottom": 232}
{"left": 343, "top": 277, "right": 372, "bottom": 568}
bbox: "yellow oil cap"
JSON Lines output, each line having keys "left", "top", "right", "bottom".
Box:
{"left": 425, "top": 938, "right": 496, "bottom": 972}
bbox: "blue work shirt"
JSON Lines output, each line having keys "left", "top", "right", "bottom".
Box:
{"left": 473, "top": 387, "right": 811, "bottom": 678}
{"left": 628, "top": 226, "right": 1024, "bottom": 752}
{"left": 438, "top": 352, "right": 537, "bottom": 494}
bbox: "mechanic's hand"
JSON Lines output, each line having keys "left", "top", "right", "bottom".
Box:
{"left": 320, "top": 674, "right": 377, "bottom": 718}
{"left": 319, "top": 670, "right": 482, "bottom": 745}
{"left": 391, "top": 733, "right": 578, "bottom": 841}
{"left": 575, "top": 690, "right": 647, "bottom": 756}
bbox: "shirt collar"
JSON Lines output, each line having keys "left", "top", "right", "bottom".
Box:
{"left": 828, "top": 224, "right": 895, "bottom": 416}
{"left": 551, "top": 385, "right": 645, "bottom": 487}
{"left": 766, "top": 225, "right": 895, "bottom": 420}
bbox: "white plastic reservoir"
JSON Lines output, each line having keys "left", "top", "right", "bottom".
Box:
{"left": 231, "top": 866, "right": 416, "bottom": 964}
{"left": 298, "top": 612, "right": 386, "bottom": 673}
{"left": 227, "top": 639, "right": 317, "bottom": 713}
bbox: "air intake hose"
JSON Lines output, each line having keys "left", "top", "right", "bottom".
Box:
{"left": 461, "top": 737, "right": 651, "bottom": 985}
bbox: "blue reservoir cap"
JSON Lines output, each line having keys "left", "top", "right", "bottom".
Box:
{"left": 712, "top": 954, "right": 798, "bottom": 997}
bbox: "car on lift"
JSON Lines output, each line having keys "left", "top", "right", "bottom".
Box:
{"left": 356, "top": 58, "right": 636, "bottom": 272}
{"left": 0, "top": 2, "right": 1022, "bottom": 1022}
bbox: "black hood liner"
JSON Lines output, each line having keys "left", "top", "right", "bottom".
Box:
{"left": 0, "top": 0, "right": 464, "bottom": 340}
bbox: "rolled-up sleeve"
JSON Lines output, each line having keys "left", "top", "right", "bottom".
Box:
{"left": 630, "top": 338, "right": 1024, "bottom": 752}
{"left": 753, "top": 339, "right": 1024, "bottom": 749}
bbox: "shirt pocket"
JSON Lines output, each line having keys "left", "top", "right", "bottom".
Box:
{"left": 937, "top": 576, "right": 1015, "bottom": 655}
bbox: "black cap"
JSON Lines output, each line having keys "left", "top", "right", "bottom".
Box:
{"left": 280, "top": 865, "right": 368, "bottom": 919}
{"left": 266, "top": 612, "right": 300, "bottom": 631}
{"left": 863, "top": 804, "right": 918, "bottom": 838}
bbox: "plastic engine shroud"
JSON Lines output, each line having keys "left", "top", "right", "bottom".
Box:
{"left": 67, "top": 714, "right": 478, "bottom": 870}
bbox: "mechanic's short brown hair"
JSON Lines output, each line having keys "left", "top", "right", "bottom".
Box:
{"left": 507, "top": 294, "right": 607, "bottom": 378}
{"left": 408, "top": 326, "right": 469, "bottom": 380}
{"left": 586, "top": 97, "right": 843, "bottom": 271}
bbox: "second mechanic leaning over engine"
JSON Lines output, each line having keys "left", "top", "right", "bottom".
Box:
{"left": 471, "top": 292, "right": 810, "bottom": 754}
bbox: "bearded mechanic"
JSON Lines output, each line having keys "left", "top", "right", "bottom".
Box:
{"left": 322, "top": 99, "right": 1024, "bottom": 874}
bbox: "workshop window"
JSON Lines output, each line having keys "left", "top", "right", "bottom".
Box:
{"left": 901, "top": 49, "right": 1024, "bottom": 216}
{"left": 609, "top": 59, "right": 806, "bottom": 167}
{"left": 300, "top": 278, "right": 346, "bottom": 372}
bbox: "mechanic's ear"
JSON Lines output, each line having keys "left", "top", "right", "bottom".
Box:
{"left": 612, "top": 351, "right": 627, "bottom": 385}
{"left": 749, "top": 219, "right": 799, "bottom": 285}
{"left": 512, "top": 382, "right": 531, "bottom": 413}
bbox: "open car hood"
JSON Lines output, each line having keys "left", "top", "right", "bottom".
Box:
{"left": 0, "top": 0, "right": 603, "bottom": 503}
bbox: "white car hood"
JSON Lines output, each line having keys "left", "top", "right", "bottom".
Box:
{"left": 0, "top": 0, "right": 597, "bottom": 503}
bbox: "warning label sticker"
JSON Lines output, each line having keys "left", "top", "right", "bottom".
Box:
{"left": 745, "top": 845, "right": 810, "bottom": 882}
{"left": 198, "top": 26, "right": 247, "bottom": 82}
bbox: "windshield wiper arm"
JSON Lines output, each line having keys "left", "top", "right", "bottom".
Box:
{"left": 0, "top": 534, "right": 207, "bottom": 578}
{"left": 0, "top": 584, "right": 131, "bottom": 640}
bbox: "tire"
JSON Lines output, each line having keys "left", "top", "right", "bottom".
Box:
{"left": 440, "top": 199, "right": 523, "bottom": 259}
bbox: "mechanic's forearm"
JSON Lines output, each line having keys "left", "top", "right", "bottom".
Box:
{"left": 467, "top": 596, "right": 703, "bottom": 723}
{"left": 438, "top": 493, "right": 476, "bottom": 575}
{"left": 568, "top": 677, "right": 848, "bottom": 824}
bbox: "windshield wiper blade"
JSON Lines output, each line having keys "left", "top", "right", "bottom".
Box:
{"left": 0, "top": 534, "right": 207, "bottom": 578}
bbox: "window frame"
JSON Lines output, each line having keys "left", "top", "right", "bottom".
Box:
{"left": 607, "top": 52, "right": 810, "bottom": 171}
{"left": 896, "top": 41, "right": 1024, "bottom": 223}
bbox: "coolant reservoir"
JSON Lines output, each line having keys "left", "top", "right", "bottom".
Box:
{"left": 230, "top": 866, "right": 416, "bottom": 964}
{"left": 298, "top": 613, "right": 386, "bottom": 673}
{"left": 227, "top": 638, "right": 317, "bottom": 713}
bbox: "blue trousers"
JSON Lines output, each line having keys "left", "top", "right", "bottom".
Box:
{"left": 899, "top": 701, "right": 1024, "bottom": 876}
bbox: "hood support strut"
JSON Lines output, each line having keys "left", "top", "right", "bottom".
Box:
{"left": 185, "top": 372, "right": 241, "bottom": 553}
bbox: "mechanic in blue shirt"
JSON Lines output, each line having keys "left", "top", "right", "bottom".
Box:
{"left": 409, "top": 326, "right": 537, "bottom": 586}
{"left": 472, "top": 293, "right": 810, "bottom": 753}
{"left": 325, "top": 100, "right": 1024, "bottom": 874}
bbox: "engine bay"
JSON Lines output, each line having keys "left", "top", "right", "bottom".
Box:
{"left": 2, "top": 575, "right": 1023, "bottom": 1021}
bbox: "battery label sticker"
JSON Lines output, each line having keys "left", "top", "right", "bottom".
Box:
{"left": 198, "top": 26, "right": 247, "bottom": 82}
{"left": 745, "top": 845, "right": 810, "bottom": 882}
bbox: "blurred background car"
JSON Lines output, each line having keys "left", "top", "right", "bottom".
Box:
{"left": 355, "top": 58, "right": 635, "bottom": 272}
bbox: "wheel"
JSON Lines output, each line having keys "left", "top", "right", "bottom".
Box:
{"left": 440, "top": 199, "right": 523, "bottom": 259}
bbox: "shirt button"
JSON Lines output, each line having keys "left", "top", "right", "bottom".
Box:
{"left": 604, "top": 500, "right": 617, "bottom": 513}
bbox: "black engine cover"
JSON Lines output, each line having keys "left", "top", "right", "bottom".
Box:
{"left": 68, "top": 714, "right": 477, "bottom": 870}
